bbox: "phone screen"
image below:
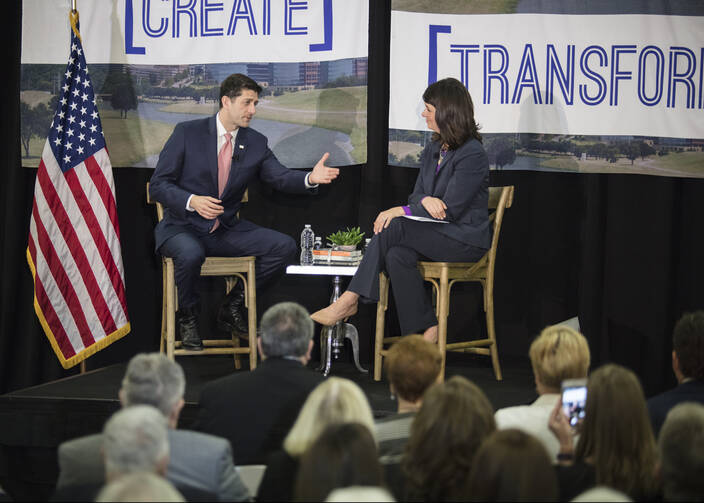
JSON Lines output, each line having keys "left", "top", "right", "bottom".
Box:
{"left": 562, "top": 385, "right": 587, "bottom": 427}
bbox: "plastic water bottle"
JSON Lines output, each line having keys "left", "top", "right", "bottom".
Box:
{"left": 300, "top": 224, "right": 315, "bottom": 265}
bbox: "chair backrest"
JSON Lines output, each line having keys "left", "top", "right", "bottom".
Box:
{"left": 236, "top": 464, "right": 267, "bottom": 497}
{"left": 486, "top": 185, "right": 514, "bottom": 277}
{"left": 146, "top": 183, "right": 248, "bottom": 223}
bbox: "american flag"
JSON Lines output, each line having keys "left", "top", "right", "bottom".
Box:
{"left": 27, "top": 16, "right": 130, "bottom": 369}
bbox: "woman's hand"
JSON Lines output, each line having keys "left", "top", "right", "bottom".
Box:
{"left": 373, "top": 207, "right": 405, "bottom": 234}
{"left": 548, "top": 399, "right": 575, "bottom": 463}
{"left": 421, "top": 196, "right": 447, "bottom": 219}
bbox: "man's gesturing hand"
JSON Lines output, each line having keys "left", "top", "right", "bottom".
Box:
{"left": 190, "top": 195, "right": 224, "bottom": 220}
{"left": 309, "top": 152, "right": 339, "bottom": 184}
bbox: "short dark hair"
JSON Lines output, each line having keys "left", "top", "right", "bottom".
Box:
{"left": 422, "top": 77, "right": 482, "bottom": 148}
{"left": 466, "top": 429, "right": 558, "bottom": 502}
{"left": 219, "top": 73, "right": 262, "bottom": 108}
{"left": 294, "top": 422, "right": 382, "bottom": 501}
{"left": 673, "top": 311, "right": 704, "bottom": 380}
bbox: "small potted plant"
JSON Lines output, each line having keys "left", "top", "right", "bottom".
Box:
{"left": 326, "top": 226, "right": 365, "bottom": 251}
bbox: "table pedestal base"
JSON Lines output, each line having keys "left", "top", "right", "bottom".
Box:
{"left": 315, "top": 275, "right": 368, "bottom": 377}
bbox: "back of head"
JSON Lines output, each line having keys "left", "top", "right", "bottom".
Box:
{"left": 673, "top": 311, "right": 704, "bottom": 380}
{"left": 326, "top": 486, "right": 395, "bottom": 502}
{"left": 658, "top": 402, "right": 704, "bottom": 501}
{"left": 294, "top": 422, "right": 383, "bottom": 501}
{"left": 385, "top": 335, "right": 442, "bottom": 403}
{"left": 103, "top": 405, "right": 169, "bottom": 480}
{"left": 467, "top": 429, "right": 557, "bottom": 502}
{"left": 284, "top": 377, "right": 375, "bottom": 456}
{"left": 529, "top": 324, "right": 590, "bottom": 393}
{"left": 259, "top": 302, "right": 314, "bottom": 359}
{"left": 403, "top": 375, "right": 496, "bottom": 501}
{"left": 121, "top": 353, "right": 185, "bottom": 417}
{"left": 96, "top": 472, "right": 184, "bottom": 502}
{"left": 576, "top": 364, "right": 658, "bottom": 499}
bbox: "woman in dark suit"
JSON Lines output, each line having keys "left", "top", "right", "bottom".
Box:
{"left": 311, "top": 78, "right": 489, "bottom": 343}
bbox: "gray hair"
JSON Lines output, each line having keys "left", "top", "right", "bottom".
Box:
{"left": 259, "top": 302, "right": 313, "bottom": 358}
{"left": 103, "top": 405, "right": 169, "bottom": 479}
{"left": 121, "top": 353, "right": 185, "bottom": 417}
{"left": 658, "top": 402, "right": 704, "bottom": 501}
{"left": 96, "top": 472, "right": 184, "bottom": 502}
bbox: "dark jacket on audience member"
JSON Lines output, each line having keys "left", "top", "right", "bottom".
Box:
{"left": 256, "top": 449, "right": 299, "bottom": 502}
{"left": 193, "top": 357, "right": 324, "bottom": 465}
{"left": 647, "top": 379, "right": 704, "bottom": 436}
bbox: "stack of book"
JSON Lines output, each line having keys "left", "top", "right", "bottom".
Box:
{"left": 312, "top": 248, "right": 362, "bottom": 266}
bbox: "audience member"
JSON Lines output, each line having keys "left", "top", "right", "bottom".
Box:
{"left": 495, "top": 324, "right": 590, "bottom": 461}
{"left": 56, "top": 353, "right": 246, "bottom": 501}
{"left": 326, "top": 486, "right": 396, "bottom": 502}
{"left": 658, "top": 402, "right": 704, "bottom": 501}
{"left": 398, "top": 375, "right": 495, "bottom": 501}
{"left": 257, "top": 377, "right": 375, "bottom": 502}
{"left": 466, "top": 429, "right": 558, "bottom": 501}
{"left": 53, "top": 406, "right": 170, "bottom": 502}
{"left": 648, "top": 311, "right": 704, "bottom": 436}
{"left": 571, "top": 486, "right": 632, "bottom": 502}
{"left": 548, "top": 364, "right": 659, "bottom": 501}
{"left": 194, "top": 302, "right": 324, "bottom": 464}
{"left": 294, "top": 422, "right": 384, "bottom": 501}
{"left": 377, "top": 335, "right": 442, "bottom": 460}
{"left": 95, "top": 471, "right": 184, "bottom": 502}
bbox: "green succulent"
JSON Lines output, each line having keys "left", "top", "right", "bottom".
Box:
{"left": 326, "top": 226, "right": 365, "bottom": 247}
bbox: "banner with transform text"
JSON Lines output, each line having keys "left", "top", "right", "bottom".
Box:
{"left": 21, "top": 0, "right": 368, "bottom": 168}
{"left": 389, "top": 1, "right": 704, "bottom": 178}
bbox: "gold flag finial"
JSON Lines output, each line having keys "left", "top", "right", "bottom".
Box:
{"left": 69, "top": 2, "right": 81, "bottom": 42}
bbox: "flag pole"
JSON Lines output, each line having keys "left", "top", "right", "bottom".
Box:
{"left": 71, "top": 0, "right": 87, "bottom": 377}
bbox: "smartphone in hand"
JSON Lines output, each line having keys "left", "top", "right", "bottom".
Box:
{"left": 561, "top": 378, "right": 587, "bottom": 428}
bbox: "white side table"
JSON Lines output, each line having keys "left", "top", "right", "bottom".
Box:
{"left": 286, "top": 265, "right": 368, "bottom": 376}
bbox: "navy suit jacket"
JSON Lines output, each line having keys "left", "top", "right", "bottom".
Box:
{"left": 149, "top": 115, "right": 312, "bottom": 251}
{"left": 407, "top": 137, "right": 490, "bottom": 250}
{"left": 647, "top": 379, "right": 704, "bottom": 436}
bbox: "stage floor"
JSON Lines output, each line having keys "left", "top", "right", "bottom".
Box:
{"left": 0, "top": 352, "right": 536, "bottom": 501}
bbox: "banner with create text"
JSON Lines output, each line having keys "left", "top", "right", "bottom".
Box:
{"left": 389, "top": 1, "right": 704, "bottom": 178}
{"left": 21, "top": 0, "right": 368, "bottom": 169}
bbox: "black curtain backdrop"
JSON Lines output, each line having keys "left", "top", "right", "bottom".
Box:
{"left": 2, "top": 1, "right": 704, "bottom": 398}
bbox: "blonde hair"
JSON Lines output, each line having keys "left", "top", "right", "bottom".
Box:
{"left": 529, "top": 324, "right": 590, "bottom": 391}
{"left": 283, "top": 378, "right": 375, "bottom": 457}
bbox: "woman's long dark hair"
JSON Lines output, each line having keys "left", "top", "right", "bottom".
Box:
{"left": 423, "top": 77, "right": 482, "bottom": 148}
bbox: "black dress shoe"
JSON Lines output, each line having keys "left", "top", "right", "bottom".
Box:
{"left": 178, "top": 305, "right": 203, "bottom": 351}
{"left": 217, "top": 292, "right": 249, "bottom": 336}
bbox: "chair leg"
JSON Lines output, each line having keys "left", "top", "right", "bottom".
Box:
{"left": 165, "top": 263, "right": 176, "bottom": 359}
{"left": 247, "top": 264, "right": 257, "bottom": 371}
{"left": 374, "top": 273, "right": 388, "bottom": 381}
{"left": 232, "top": 333, "right": 242, "bottom": 370}
{"left": 437, "top": 271, "right": 450, "bottom": 381}
{"left": 485, "top": 287, "right": 502, "bottom": 381}
{"left": 160, "top": 262, "right": 167, "bottom": 354}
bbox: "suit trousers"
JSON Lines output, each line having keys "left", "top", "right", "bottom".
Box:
{"left": 159, "top": 220, "right": 297, "bottom": 309}
{"left": 347, "top": 217, "right": 486, "bottom": 335}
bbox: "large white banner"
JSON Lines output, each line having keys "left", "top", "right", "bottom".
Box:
{"left": 389, "top": 3, "right": 704, "bottom": 178}
{"left": 21, "top": 0, "right": 368, "bottom": 169}
{"left": 391, "top": 12, "right": 703, "bottom": 138}
{"left": 22, "top": 0, "right": 367, "bottom": 64}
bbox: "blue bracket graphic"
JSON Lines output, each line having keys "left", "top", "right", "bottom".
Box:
{"left": 125, "top": 0, "right": 146, "bottom": 55}
{"left": 428, "top": 24, "right": 451, "bottom": 85}
{"left": 309, "top": 0, "right": 332, "bottom": 52}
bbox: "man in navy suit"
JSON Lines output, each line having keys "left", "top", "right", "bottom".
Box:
{"left": 648, "top": 311, "right": 704, "bottom": 436}
{"left": 149, "top": 74, "right": 338, "bottom": 349}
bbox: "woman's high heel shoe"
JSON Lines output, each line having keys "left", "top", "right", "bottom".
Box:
{"left": 310, "top": 301, "right": 358, "bottom": 326}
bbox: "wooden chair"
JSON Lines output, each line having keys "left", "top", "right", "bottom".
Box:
{"left": 147, "top": 184, "right": 257, "bottom": 370}
{"left": 373, "top": 185, "right": 515, "bottom": 381}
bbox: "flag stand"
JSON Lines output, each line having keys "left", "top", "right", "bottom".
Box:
{"left": 80, "top": 361, "right": 86, "bottom": 374}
